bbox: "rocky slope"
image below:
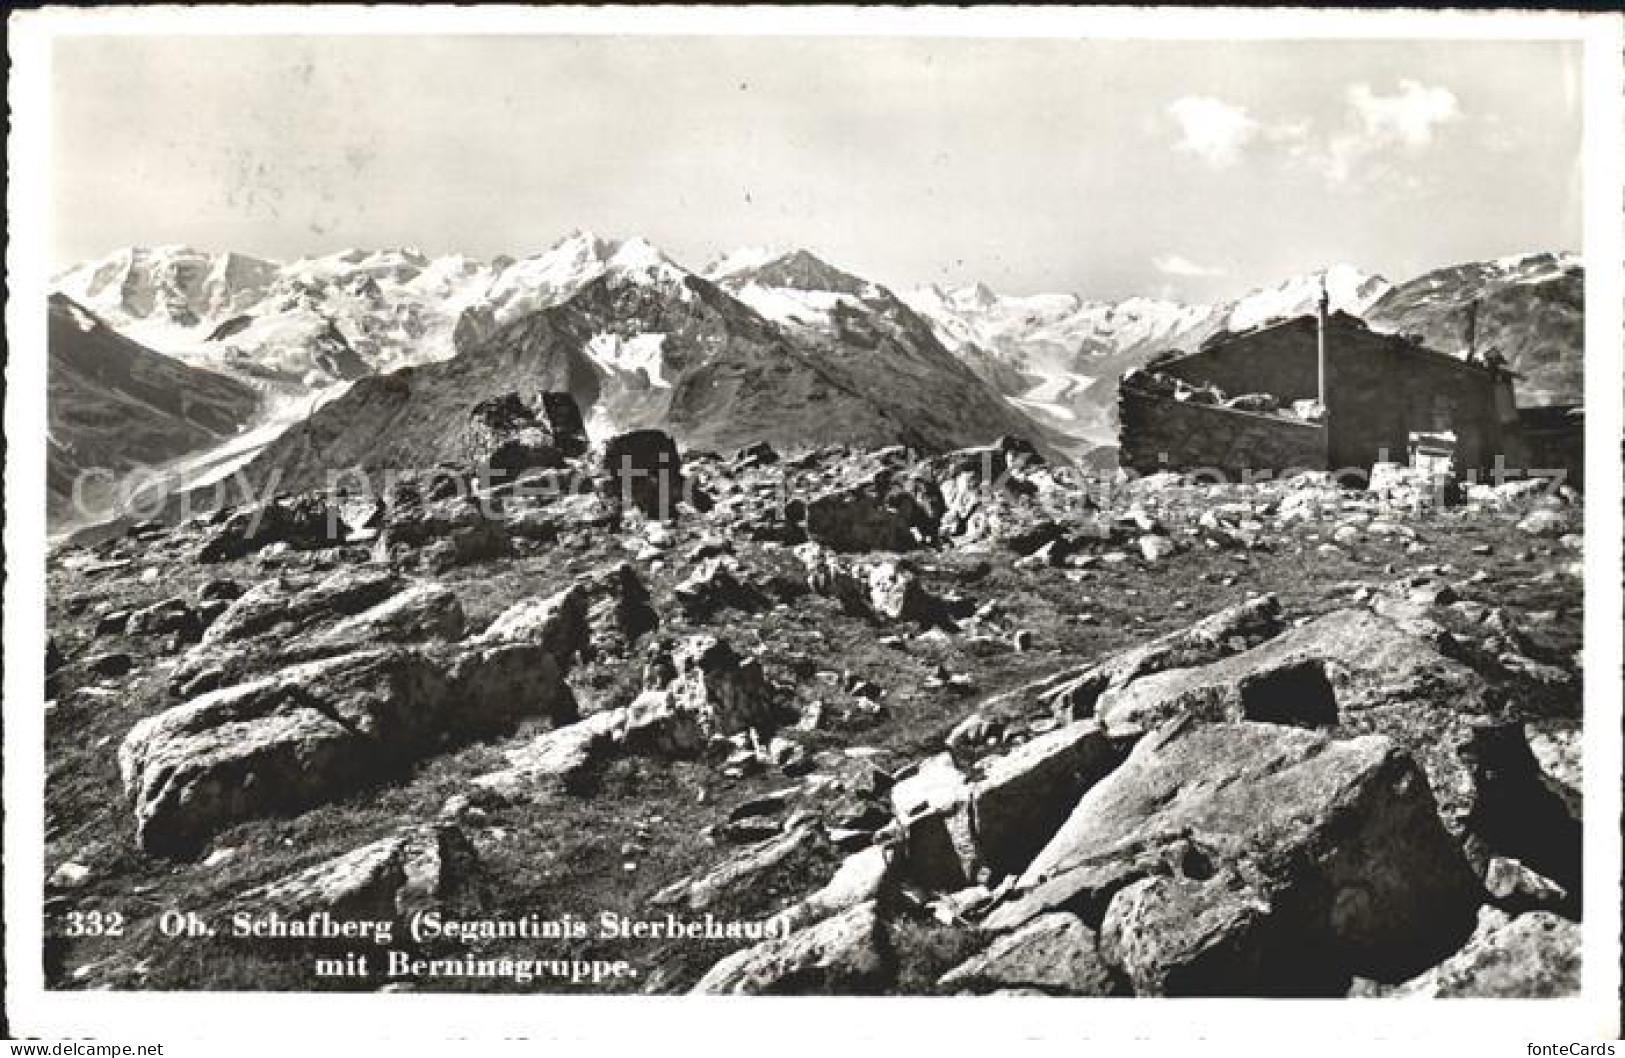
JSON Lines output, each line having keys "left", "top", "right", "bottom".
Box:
{"left": 44, "top": 401, "right": 1584, "bottom": 996}
{"left": 47, "top": 295, "right": 261, "bottom": 528}
{"left": 1364, "top": 252, "right": 1583, "bottom": 407}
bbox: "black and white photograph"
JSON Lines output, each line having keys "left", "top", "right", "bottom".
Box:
{"left": 5, "top": 5, "right": 1622, "bottom": 1049}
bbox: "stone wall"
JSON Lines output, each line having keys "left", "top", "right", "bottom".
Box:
{"left": 1517, "top": 406, "right": 1585, "bottom": 490}
{"left": 1119, "top": 387, "right": 1327, "bottom": 477}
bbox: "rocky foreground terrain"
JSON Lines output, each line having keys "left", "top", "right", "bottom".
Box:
{"left": 44, "top": 395, "right": 1583, "bottom": 996}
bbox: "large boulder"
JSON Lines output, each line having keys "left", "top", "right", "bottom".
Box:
{"left": 795, "top": 544, "right": 872, "bottom": 617}
{"left": 121, "top": 649, "right": 454, "bottom": 855}
{"left": 470, "top": 708, "right": 626, "bottom": 798}
{"left": 1041, "top": 601, "right": 1544, "bottom": 871}
{"left": 202, "top": 569, "right": 406, "bottom": 646}
{"left": 1040, "top": 594, "right": 1286, "bottom": 720}
{"left": 616, "top": 689, "right": 709, "bottom": 757}
{"left": 473, "top": 583, "right": 590, "bottom": 668}
{"left": 472, "top": 633, "right": 774, "bottom": 796}
{"left": 123, "top": 584, "right": 588, "bottom": 856}
{"left": 236, "top": 823, "right": 479, "bottom": 922}
{"left": 171, "top": 571, "right": 465, "bottom": 694}
{"left": 600, "top": 429, "right": 684, "bottom": 521}
{"left": 606, "top": 583, "right": 668, "bottom": 662}
{"left": 794, "top": 545, "right": 949, "bottom": 626}
{"left": 445, "top": 639, "right": 580, "bottom": 730}
{"left": 988, "top": 721, "right": 1482, "bottom": 990}
{"left": 1099, "top": 870, "right": 1311, "bottom": 996}
{"left": 198, "top": 494, "right": 338, "bottom": 563}
{"left": 886, "top": 722, "right": 1120, "bottom": 888}
{"left": 465, "top": 392, "right": 568, "bottom": 479}
{"left": 938, "top": 912, "right": 1122, "bottom": 996}
{"left": 675, "top": 557, "right": 772, "bottom": 622}
{"left": 1088, "top": 606, "right": 1481, "bottom": 738}
{"left": 667, "top": 636, "right": 776, "bottom": 738}
{"left": 967, "top": 720, "right": 1120, "bottom": 879}
{"left": 1389, "top": 907, "right": 1580, "bottom": 997}
{"left": 374, "top": 496, "right": 509, "bottom": 568}
{"left": 537, "top": 392, "right": 589, "bottom": 458}
{"left": 305, "top": 582, "right": 466, "bottom": 651}
{"left": 865, "top": 560, "right": 936, "bottom": 625}
{"left": 930, "top": 438, "right": 1066, "bottom": 553}
{"left": 889, "top": 754, "right": 978, "bottom": 889}
{"left": 690, "top": 901, "right": 892, "bottom": 995}
{"left": 651, "top": 824, "right": 840, "bottom": 917}
{"left": 125, "top": 598, "right": 202, "bottom": 641}
{"left": 805, "top": 472, "right": 935, "bottom": 553}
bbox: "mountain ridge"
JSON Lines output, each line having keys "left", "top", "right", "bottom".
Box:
{"left": 47, "top": 294, "right": 262, "bottom": 528}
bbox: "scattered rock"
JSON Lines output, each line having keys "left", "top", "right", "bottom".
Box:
{"left": 49, "top": 863, "right": 93, "bottom": 890}
{"left": 579, "top": 561, "right": 659, "bottom": 653}
{"left": 125, "top": 598, "right": 201, "bottom": 640}
{"left": 377, "top": 496, "right": 509, "bottom": 568}
{"left": 669, "top": 636, "right": 777, "bottom": 738}
{"left": 1516, "top": 510, "right": 1572, "bottom": 537}
{"left": 675, "top": 557, "right": 771, "bottom": 621}
{"left": 86, "top": 652, "right": 133, "bottom": 679}
{"left": 865, "top": 560, "right": 937, "bottom": 625}
{"left": 1137, "top": 535, "right": 1177, "bottom": 563}
{"left": 1040, "top": 594, "right": 1286, "bottom": 720}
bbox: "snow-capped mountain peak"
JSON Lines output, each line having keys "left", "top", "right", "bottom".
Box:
{"left": 703, "top": 246, "right": 781, "bottom": 283}
{"left": 604, "top": 236, "right": 694, "bottom": 292}
{"left": 1221, "top": 263, "right": 1391, "bottom": 333}
{"left": 698, "top": 247, "right": 893, "bottom": 333}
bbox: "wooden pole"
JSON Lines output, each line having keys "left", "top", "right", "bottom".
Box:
{"left": 1316, "top": 278, "right": 1329, "bottom": 409}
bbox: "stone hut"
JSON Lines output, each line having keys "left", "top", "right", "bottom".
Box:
{"left": 1119, "top": 302, "right": 1525, "bottom": 481}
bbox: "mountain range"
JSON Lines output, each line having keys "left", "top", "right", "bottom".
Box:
{"left": 48, "top": 235, "right": 1584, "bottom": 526}
{"left": 223, "top": 240, "right": 1062, "bottom": 499}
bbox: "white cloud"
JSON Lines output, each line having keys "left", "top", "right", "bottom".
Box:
{"left": 1153, "top": 254, "right": 1227, "bottom": 278}
{"left": 1167, "top": 96, "right": 1260, "bottom": 168}
{"left": 1348, "top": 80, "right": 1460, "bottom": 147}
{"left": 1314, "top": 80, "right": 1461, "bottom": 183}
{"left": 1166, "top": 81, "right": 1462, "bottom": 184}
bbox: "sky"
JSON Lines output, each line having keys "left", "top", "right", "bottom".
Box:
{"left": 50, "top": 34, "right": 1583, "bottom": 302}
